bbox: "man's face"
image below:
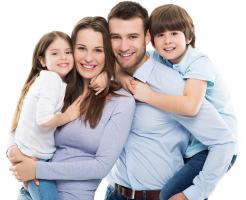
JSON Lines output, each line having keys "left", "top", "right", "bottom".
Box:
{"left": 109, "top": 17, "right": 150, "bottom": 74}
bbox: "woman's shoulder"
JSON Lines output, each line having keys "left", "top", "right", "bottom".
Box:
{"left": 111, "top": 88, "right": 135, "bottom": 105}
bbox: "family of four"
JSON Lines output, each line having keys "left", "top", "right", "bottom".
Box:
{"left": 7, "top": 1, "right": 237, "bottom": 200}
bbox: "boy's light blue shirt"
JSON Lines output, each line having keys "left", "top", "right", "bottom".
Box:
{"left": 108, "top": 57, "right": 236, "bottom": 200}
{"left": 149, "top": 46, "right": 237, "bottom": 157}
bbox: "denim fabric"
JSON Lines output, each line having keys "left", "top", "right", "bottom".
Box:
{"left": 160, "top": 152, "right": 237, "bottom": 200}
{"left": 159, "top": 150, "right": 208, "bottom": 200}
{"left": 17, "top": 180, "right": 58, "bottom": 200}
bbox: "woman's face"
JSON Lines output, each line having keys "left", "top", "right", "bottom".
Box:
{"left": 74, "top": 28, "right": 105, "bottom": 82}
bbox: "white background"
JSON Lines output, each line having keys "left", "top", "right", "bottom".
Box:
{"left": 1, "top": 0, "right": 245, "bottom": 199}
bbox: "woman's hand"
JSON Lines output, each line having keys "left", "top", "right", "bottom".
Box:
{"left": 10, "top": 156, "right": 36, "bottom": 182}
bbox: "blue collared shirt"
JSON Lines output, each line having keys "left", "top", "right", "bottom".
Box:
{"left": 108, "top": 57, "right": 236, "bottom": 200}
{"left": 149, "top": 46, "right": 237, "bottom": 157}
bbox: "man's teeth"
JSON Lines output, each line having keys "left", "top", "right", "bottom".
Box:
{"left": 121, "top": 53, "right": 132, "bottom": 57}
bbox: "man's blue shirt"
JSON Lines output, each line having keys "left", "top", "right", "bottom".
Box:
{"left": 108, "top": 57, "right": 236, "bottom": 200}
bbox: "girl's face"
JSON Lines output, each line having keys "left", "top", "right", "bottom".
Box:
{"left": 40, "top": 37, "right": 74, "bottom": 78}
{"left": 74, "top": 28, "right": 105, "bottom": 83}
{"left": 153, "top": 30, "right": 191, "bottom": 64}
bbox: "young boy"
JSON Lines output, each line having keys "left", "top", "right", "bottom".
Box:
{"left": 117, "top": 4, "right": 237, "bottom": 200}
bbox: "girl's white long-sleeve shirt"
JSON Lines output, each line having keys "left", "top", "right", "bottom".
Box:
{"left": 15, "top": 70, "right": 66, "bottom": 159}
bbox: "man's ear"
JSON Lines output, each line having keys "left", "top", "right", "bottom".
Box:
{"left": 39, "top": 56, "right": 46, "bottom": 68}
{"left": 145, "top": 30, "right": 151, "bottom": 45}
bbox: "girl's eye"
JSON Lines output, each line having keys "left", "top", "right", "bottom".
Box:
{"left": 66, "top": 51, "right": 72, "bottom": 54}
{"left": 51, "top": 52, "right": 58, "bottom": 55}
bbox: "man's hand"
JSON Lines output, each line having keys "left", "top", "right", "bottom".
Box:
{"left": 168, "top": 192, "right": 188, "bottom": 200}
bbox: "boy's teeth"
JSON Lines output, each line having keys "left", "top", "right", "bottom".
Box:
{"left": 165, "top": 48, "right": 174, "bottom": 51}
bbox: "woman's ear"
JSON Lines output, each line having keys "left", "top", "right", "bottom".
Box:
{"left": 39, "top": 56, "right": 46, "bottom": 68}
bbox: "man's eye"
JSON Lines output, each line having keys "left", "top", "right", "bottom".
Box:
{"left": 111, "top": 36, "right": 120, "bottom": 40}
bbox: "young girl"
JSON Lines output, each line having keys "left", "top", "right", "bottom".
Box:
{"left": 10, "top": 31, "right": 80, "bottom": 200}
{"left": 117, "top": 4, "right": 237, "bottom": 200}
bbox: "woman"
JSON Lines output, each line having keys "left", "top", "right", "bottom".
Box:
{"left": 8, "top": 16, "right": 135, "bottom": 200}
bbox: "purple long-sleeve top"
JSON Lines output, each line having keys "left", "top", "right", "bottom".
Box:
{"left": 36, "top": 89, "right": 135, "bottom": 200}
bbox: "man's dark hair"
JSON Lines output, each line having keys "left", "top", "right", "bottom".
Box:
{"left": 108, "top": 1, "right": 149, "bottom": 34}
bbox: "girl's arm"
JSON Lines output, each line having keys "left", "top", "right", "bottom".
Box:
{"left": 89, "top": 71, "right": 108, "bottom": 95}
{"left": 115, "top": 63, "right": 134, "bottom": 93}
{"left": 39, "top": 96, "right": 82, "bottom": 129}
{"left": 132, "top": 79, "right": 207, "bottom": 116}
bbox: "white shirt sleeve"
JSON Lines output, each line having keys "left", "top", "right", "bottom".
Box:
{"left": 36, "top": 71, "right": 64, "bottom": 126}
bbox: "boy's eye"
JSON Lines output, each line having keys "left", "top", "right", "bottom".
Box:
{"left": 171, "top": 32, "right": 178, "bottom": 36}
{"left": 156, "top": 33, "right": 164, "bottom": 37}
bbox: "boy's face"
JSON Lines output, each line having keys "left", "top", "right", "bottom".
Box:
{"left": 153, "top": 30, "right": 191, "bottom": 64}
{"left": 109, "top": 17, "right": 150, "bottom": 75}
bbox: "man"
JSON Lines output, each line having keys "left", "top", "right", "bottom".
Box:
{"left": 105, "top": 1, "right": 236, "bottom": 200}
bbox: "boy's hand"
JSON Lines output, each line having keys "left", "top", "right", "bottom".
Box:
{"left": 90, "top": 71, "right": 108, "bottom": 95}
{"left": 130, "top": 80, "right": 153, "bottom": 103}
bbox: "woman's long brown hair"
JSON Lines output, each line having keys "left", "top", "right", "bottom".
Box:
{"left": 62, "top": 16, "right": 120, "bottom": 128}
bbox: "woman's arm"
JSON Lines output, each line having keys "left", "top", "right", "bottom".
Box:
{"left": 132, "top": 79, "right": 207, "bottom": 116}
{"left": 11, "top": 95, "right": 135, "bottom": 181}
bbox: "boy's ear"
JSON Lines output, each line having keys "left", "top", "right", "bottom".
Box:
{"left": 39, "top": 56, "right": 46, "bottom": 68}
{"left": 145, "top": 30, "right": 151, "bottom": 45}
{"left": 186, "top": 37, "right": 192, "bottom": 45}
